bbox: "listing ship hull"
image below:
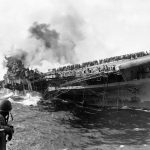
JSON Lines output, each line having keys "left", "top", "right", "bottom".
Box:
{"left": 48, "top": 78, "right": 150, "bottom": 110}
{"left": 46, "top": 55, "right": 150, "bottom": 110}
{"left": 3, "top": 52, "right": 150, "bottom": 110}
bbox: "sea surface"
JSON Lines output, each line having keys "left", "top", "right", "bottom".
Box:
{"left": 0, "top": 90, "right": 150, "bottom": 150}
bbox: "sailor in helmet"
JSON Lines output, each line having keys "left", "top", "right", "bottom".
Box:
{"left": 0, "top": 99, "right": 14, "bottom": 141}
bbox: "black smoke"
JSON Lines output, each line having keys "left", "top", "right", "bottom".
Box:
{"left": 29, "top": 22, "right": 59, "bottom": 49}
{"left": 4, "top": 10, "right": 85, "bottom": 70}
{"left": 29, "top": 22, "right": 77, "bottom": 64}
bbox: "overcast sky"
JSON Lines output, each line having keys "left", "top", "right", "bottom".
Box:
{"left": 0, "top": 0, "right": 150, "bottom": 79}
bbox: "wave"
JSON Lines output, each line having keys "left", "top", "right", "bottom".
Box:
{"left": 0, "top": 89, "right": 42, "bottom": 106}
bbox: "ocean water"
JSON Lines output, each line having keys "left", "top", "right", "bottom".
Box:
{"left": 0, "top": 90, "right": 150, "bottom": 150}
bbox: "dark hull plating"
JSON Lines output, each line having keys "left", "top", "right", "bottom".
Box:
{"left": 47, "top": 78, "right": 150, "bottom": 110}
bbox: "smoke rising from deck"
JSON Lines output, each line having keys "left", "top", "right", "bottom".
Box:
{"left": 29, "top": 22, "right": 59, "bottom": 49}
{"left": 28, "top": 22, "right": 77, "bottom": 64}
{"left": 6, "top": 10, "right": 85, "bottom": 71}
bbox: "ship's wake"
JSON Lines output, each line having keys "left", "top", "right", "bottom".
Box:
{"left": 0, "top": 89, "right": 42, "bottom": 106}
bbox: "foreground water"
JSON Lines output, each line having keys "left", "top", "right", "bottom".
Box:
{"left": 1, "top": 92, "right": 150, "bottom": 150}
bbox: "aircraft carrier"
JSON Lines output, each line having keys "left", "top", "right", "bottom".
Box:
{"left": 3, "top": 51, "right": 150, "bottom": 111}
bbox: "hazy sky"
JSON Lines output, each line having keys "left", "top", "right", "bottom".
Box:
{"left": 0, "top": 0, "right": 150, "bottom": 79}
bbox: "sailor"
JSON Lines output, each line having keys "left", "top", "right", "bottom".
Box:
{"left": 0, "top": 99, "right": 14, "bottom": 141}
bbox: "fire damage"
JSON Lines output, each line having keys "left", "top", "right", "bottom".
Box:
{"left": 2, "top": 50, "right": 150, "bottom": 112}
{"left": 3, "top": 56, "right": 48, "bottom": 93}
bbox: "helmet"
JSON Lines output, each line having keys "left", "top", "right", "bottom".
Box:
{"left": 0, "top": 99, "right": 12, "bottom": 112}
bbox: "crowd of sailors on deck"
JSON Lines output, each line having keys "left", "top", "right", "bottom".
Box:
{"left": 45, "top": 64, "right": 116, "bottom": 79}
{"left": 5, "top": 51, "right": 150, "bottom": 82}
{"left": 45, "top": 51, "right": 150, "bottom": 79}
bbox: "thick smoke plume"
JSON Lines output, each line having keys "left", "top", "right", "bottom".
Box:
{"left": 4, "top": 9, "right": 85, "bottom": 72}
{"left": 29, "top": 22, "right": 59, "bottom": 49}
{"left": 28, "top": 22, "right": 77, "bottom": 64}
{"left": 8, "top": 20, "right": 82, "bottom": 69}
